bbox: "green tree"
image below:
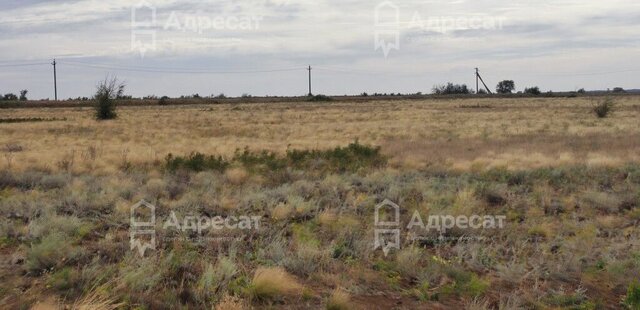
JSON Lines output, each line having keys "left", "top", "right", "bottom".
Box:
{"left": 496, "top": 80, "right": 515, "bottom": 94}
{"left": 524, "top": 86, "right": 541, "bottom": 95}
{"left": 19, "top": 90, "right": 28, "bottom": 101}
{"left": 94, "top": 77, "right": 124, "bottom": 120}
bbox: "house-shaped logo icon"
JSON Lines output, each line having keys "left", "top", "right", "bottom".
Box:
{"left": 130, "top": 199, "right": 156, "bottom": 257}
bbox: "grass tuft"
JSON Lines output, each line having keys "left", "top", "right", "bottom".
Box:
{"left": 250, "top": 267, "right": 303, "bottom": 300}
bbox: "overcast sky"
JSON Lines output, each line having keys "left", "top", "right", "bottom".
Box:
{"left": 0, "top": 0, "right": 639, "bottom": 99}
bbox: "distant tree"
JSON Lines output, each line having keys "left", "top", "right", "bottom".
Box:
{"left": 524, "top": 86, "right": 541, "bottom": 95}
{"left": 19, "top": 90, "right": 28, "bottom": 101}
{"left": 496, "top": 80, "right": 515, "bottom": 94}
{"left": 94, "top": 76, "right": 124, "bottom": 120}
{"left": 158, "top": 96, "right": 170, "bottom": 105}
{"left": 432, "top": 83, "right": 471, "bottom": 95}
{"left": 577, "top": 88, "right": 586, "bottom": 94}
{"left": 613, "top": 87, "right": 625, "bottom": 93}
{"left": 3, "top": 93, "right": 18, "bottom": 101}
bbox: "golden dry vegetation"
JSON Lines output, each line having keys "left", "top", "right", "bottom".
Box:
{"left": 1, "top": 96, "right": 640, "bottom": 309}
{"left": 1, "top": 96, "right": 639, "bottom": 174}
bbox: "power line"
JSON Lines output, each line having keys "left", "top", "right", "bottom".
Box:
{"left": 0, "top": 62, "right": 50, "bottom": 68}
{"left": 59, "top": 60, "right": 304, "bottom": 74}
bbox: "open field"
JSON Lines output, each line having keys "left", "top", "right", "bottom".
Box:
{"left": 1, "top": 96, "right": 640, "bottom": 309}
{"left": 2, "top": 96, "right": 640, "bottom": 172}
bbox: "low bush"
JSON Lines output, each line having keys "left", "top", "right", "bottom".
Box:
{"left": 158, "top": 96, "right": 170, "bottom": 105}
{"left": 625, "top": 281, "right": 640, "bottom": 309}
{"left": 432, "top": 83, "right": 471, "bottom": 95}
{"left": 524, "top": 86, "right": 541, "bottom": 95}
{"left": 165, "top": 141, "right": 386, "bottom": 174}
{"left": 165, "top": 153, "right": 229, "bottom": 172}
{"left": 94, "top": 77, "right": 124, "bottom": 120}
{"left": 593, "top": 98, "right": 615, "bottom": 118}
{"left": 286, "top": 141, "right": 386, "bottom": 173}
{"left": 307, "top": 95, "right": 333, "bottom": 102}
{"left": 26, "top": 232, "right": 81, "bottom": 273}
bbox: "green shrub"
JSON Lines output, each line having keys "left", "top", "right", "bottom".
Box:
{"left": 307, "top": 95, "right": 333, "bottom": 102}
{"left": 287, "top": 141, "right": 386, "bottom": 173}
{"left": 26, "top": 232, "right": 81, "bottom": 273}
{"left": 47, "top": 267, "right": 82, "bottom": 297}
{"left": 29, "top": 214, "right": 92, "bottom": 241}
{"left": 165, "top": 142, "right": 386, "bottom": 174}
{"left": 593, "top": 98, "right": 615, "bottom": 118}
{"left": 625, "top": 281, "right": 640, "bottom": 309}
{"left": 524, "top": 86, "right": 541, "bottom": 95}
{"left": 94, "top": 77, "right": 124, "bottom": 120}
{"left": 165, "top": 152, "right": 229, "bottom": 172}
{"left": 233, "top": 148, "right": 286, "bottom": 173}
{"left": 432, "top": 83, "right": 471, "bottom": 95}
{"left": 443, "top": 268, "right": 488, "bottom": 297}
{"left": 158, "top": 96, "right": 170, "bottom": 105}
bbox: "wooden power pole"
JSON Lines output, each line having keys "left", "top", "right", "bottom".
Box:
{"left": 307, "top": 65, "right": 312, "bottom": 96}
{"left": 475, "top": 68, "right": 493, "bottom": 94}
{"left": 52, "top": 59, "right": 58, "bottom": 101}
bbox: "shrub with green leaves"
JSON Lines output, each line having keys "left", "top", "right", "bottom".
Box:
{"left": 165, "top": 152, "right": 230, "bottom": 172}
{"left": 625, "top": 281, "right": 640, "bottom": 309}
{"left": 94, "top": 77, "right": 124, "bottom": 120}
{"left": 165, "top": 141, "right": 386, "bottom": 174}
{"left": 307, "top": 95, "right": 333, "bottom": 102}
{"left": 26, "top": 232, "right": 81, "bottom": 273}
{"left": 593, "top": 98, "right": 615, "bottom": 118}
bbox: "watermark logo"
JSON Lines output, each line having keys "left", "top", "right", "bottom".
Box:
{"left": 163, "top": 13, "right": 263, "bottom": 33}
{"left": 130, "top": 1, "right": 264, "bottom": 57}
{"left": 131, "top": 0, "right": 157, "bottom": 58}
{"left": 129, "top": 199, "right": 262, "bottom": 257}
{"left": 373, "top": 2, "right": 507, "bottom": 53}
{"left": 373, "top": 199, "right": 507, "bottom": 256}
{"left": 374, "top": 199, "right": 401, "bottom": 256}
{"left": 130, "top": 199, "right": 156, "bottom": 257}
{"left": 374, "top": 1, "right": 400, "bottom": 58}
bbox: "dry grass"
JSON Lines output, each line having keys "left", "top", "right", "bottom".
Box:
{"left": 1, "top": 97, "right": 639, "bottom": 173}
{"left": 326, "top": 289, "right": 351, "bottom": 310}
{"left": 1, "top": 96, "right": 639, "bottom": 309}
{"left": 250, "top": 267, "right": 304, "bottom": 300}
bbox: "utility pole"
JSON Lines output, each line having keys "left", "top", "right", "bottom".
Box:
{"left": 307, "top": 65, "right": 312, "bottom": 96}
{"left": 475, "top": 67, "right": 493, "bottom": 95}
{"left": 475, "top": 68, "right": 479, "bottom": 94}
{"left": 52, "top": 59, "right": 57, "bottom": 101}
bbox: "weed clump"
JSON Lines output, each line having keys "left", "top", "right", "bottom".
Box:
{"left": 165, "top": 141, "right": 386, "bottom": 174}
{"left": 250, "top": 267, "right": 303, "bottom": 300}
{"left": 26, "top": 233, "right": 81, "bottom": 273}
{"left": 286, "top": 141, "right": 386, "bottom": 173}
{"left": 165, "top": 153, "right": 229, "bottom": 172}
{"left": 625, "top": 281, "right": 640, "bottom": 309}
{"left": 326, "top": 289, "right": 351, "bottom": 310}
{"left": 94, "top": 77, "right": 124, "bottom": 120}
{"left": 593, "top": 98, "right": 615, "bottom": 118}
{"left": 307, "top": 95, "right": 333, "bottom": 102}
